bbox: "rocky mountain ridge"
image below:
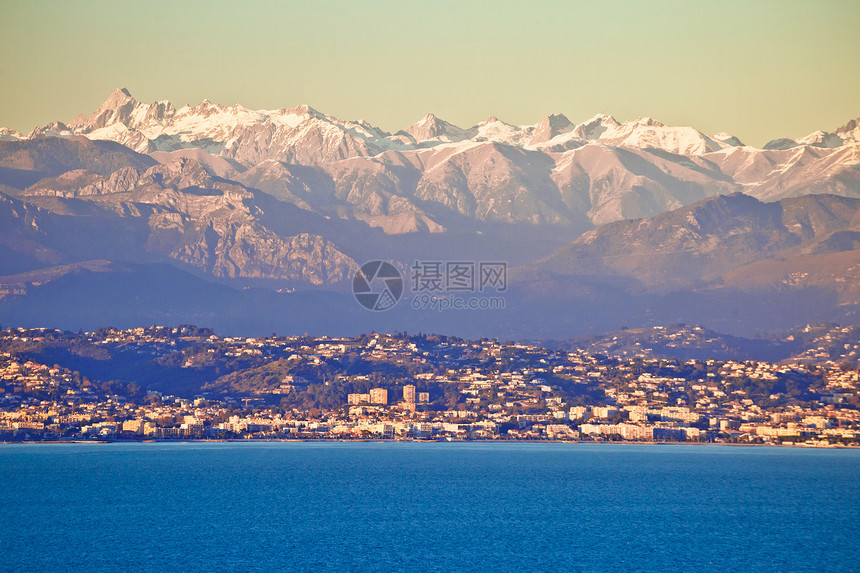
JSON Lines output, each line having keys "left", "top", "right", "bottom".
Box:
{"left": 4, "top": 89, "right": 857, "bottom": 230}
{"left": 0, "top": 91, "right": 858, "bottom": 339}
{"left": 527, "top": 192, "right": 860, "bottom": 292}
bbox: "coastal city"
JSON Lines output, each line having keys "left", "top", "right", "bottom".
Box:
{"left": 1, "top": 325, "right": 858, "bottom": 446}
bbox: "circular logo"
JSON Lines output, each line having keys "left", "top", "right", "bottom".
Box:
{"left": 352, "top": 261, "right": 403, "bottom": 311}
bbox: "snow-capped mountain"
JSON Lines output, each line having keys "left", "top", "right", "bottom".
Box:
{"left": 4, "top": 89, "right": 859, "bottom": 231}
{"left": 27, "top": 88, "right": 748, "bottom": 161}
{"left": 1, "top": 90, "right": 859, "bottom": 338}
{"left": 763, "top": 118, "right": 860, "bottom": 150}
{"left": 0, "top": 127, "right": 24, "bottom": 141}
{"left": 531, "top": 114, "right": 734, "bottom": 155}
{"left": 404, "top": 113, "right": 470, "bottom": 144}
{"left": 52, "top": 88, "right": 392, "bottom": 165}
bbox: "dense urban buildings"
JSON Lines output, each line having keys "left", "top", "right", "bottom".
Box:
{"left": 1, "top": 325, "right": 858, "bottom": 446}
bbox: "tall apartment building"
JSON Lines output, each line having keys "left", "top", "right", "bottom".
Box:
{"left": 348, "top": 393, "right": 370, "bottom": 405}
{"left": 369, "top": 387, "right": 388, "bottom": 405}
{"left": 403, "top": 384, "right": 416, "bottom": 404}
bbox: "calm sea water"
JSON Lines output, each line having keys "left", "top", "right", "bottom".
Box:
{"left": 1, "top": 442, "right": 858, "bottom": 572}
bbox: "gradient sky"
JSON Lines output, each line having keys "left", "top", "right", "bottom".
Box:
{"left": 1, "top": 0, "right": 858, "bottom": 146}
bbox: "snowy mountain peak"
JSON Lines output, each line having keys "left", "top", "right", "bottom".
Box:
{"left": 284, "top": 104, "right": 321, "bottom": 118}
{"left": 633, "top": 117, "right": 664, "bottom": 127}
{"left": 544, "top": 112, "right": 572, "bottom": 125}
{"left": 762, "top": 137, "right": 798, "bottom": 151}
{"left": 798, "top": 130, "right": 844, "bottom": 148}
{"left": 0, "top": 127, "right": 24, "bottom": 141}
{"left": 28, "top": 121, "right": 74, "bottom": 139}
{"left": 69, "top": 88, "right": 142, "bottom": 132}
{"left": 764, "top": 123, "right": 854, "bottom": 151}
{"left": 109, "top": 87, "right": 133, "bottom": 101}
{"left": 100, "top": 87, "right": 136, "bottom": 111}
{"left": 529, "top": 113, "right": 575, "bottom": 145}
{"left": 190, "top": 98, "right": 225, "bottom": 118}
{"left": 586, "top": 113, "right": 619, "bottom": 125}
{"left": 581, "top": 117, "right": 730, "bottom": 155}
{"left": 471, "top": 116, "right": 530, "bottom": 146}
{"left": 571, "top": 114, "right": 620, "bottom": 140}
{"left": 712, "top": 132, "right": 745, "bottom": 147}
{"left": 406, "top": 113, "right": 467, "bottom": 143}
{"left": 835, "top": 118, "right": 860, "bottom": 143}
{"left": 15, "top": 89, "right": 859, "bottom": 164}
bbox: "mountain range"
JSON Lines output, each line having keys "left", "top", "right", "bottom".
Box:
{"left": 0, "top": 89, "right": 858, "bottom": 339}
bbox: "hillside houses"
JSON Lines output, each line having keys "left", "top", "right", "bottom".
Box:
{"left": 0, "top": 327, "right": 858, "bottom": 446}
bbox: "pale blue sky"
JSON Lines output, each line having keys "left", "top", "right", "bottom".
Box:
{"left": 1, "top": 0, "right": 858, "bottom": 145}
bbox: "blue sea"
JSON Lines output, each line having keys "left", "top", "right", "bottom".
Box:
{"left": 1, "top": 442, "right": 858, "bottom": 572}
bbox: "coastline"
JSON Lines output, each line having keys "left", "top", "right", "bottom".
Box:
{"left": 2, "top": 438, "right": 857, "bottom": 449}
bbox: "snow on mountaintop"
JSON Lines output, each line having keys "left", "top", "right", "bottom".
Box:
{"left": 712, "top": 132, "right": 745, "bottom": 147}
{"left": 763, "top": 118, "right": 860, "bottom": 151}
{"left": 593, "top": 117, "right": 726, "bottom": 155}
{"left": 835, "top": 118, "right": 860, "bottom": 143}
{"left": 571, "top": 114, "right": 621, "bottom": 140}
{"left": 0, "top": 128, "right": 24, "bottom": 141}
{"left": 32, "top": 89, "right": 748, "bottom": 159}
{"left": 28, "top": 121, "right": 75, "bottom": 139}
{"left": 17, "top": 89, "right": 857, "bottom": 165}
{"left": 471, "top": 116, "right": 533, "bottom": 146}
{"left": 405, "top": 113, "right": 470, "bottom": 144}
{"left": 529, "top": 113, "right": 575, "bottom": 145}
{"left": 5, "top": 92, "right": 860, "bottom": 235}
{"left": 798, "top": 130, "right": 844, "bottom": 148}
{"left": 59, "top": 89, "right": 402, "bottom": 164}
{"left": 268, "top": 105, "right": 319, "bottom": 128}
{"left": 527, "top": 114, "right": 735, "bottom": 155}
